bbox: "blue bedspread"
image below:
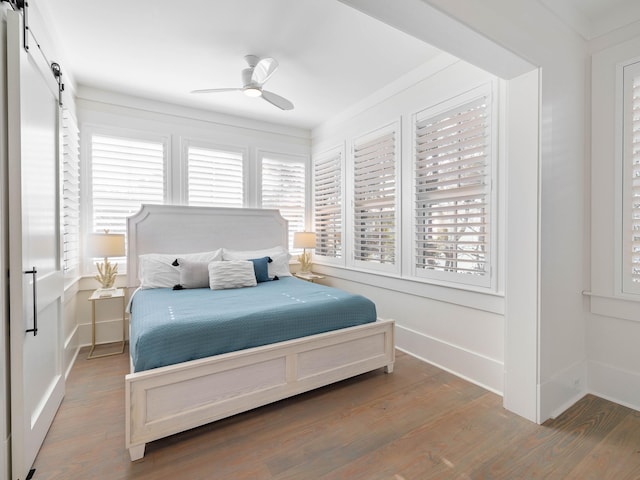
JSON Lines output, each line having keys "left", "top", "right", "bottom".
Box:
{"left": 129, "top": 277, "right": 377, "bottom": 372}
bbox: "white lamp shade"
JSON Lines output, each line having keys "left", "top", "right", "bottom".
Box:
{"left": 293, "top": 232, "right": 316, "bottom": 249}
{"left": 88, "top": 232, "right": 125, "bottom": 258}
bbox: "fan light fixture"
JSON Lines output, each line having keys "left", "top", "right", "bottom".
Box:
{"left": 191, "top": 55, "right": 294, "bottom": 110}
{"left": 244, "top": 87, "right": 262, "bottom": 98}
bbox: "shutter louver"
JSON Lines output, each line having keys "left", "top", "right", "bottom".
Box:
{"left": 261, "top": 157, "right": 306, "bottom": 251}
{"left": 62, "top": 110, "right": 80, "bottom": 275}
{"left": 188, "top": 146, "right": 243, "bottom": 207}
{"left": 630, "top": 75, "right": 640, "bottom": 287}
{"left": 91, "top": 134, "right": 164, "bottom": 238}
{"left": 414, "top": 95, "right": 491, "bottom": 281}
{"left": 353, "top": 128, "right": 397, "bottom": 265}
{"left": 314, "top": 149, "right": 342, "bottom": 259}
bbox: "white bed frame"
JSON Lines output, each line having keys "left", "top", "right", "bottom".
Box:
{"left": 125, "top": 205, "right": 395, "bottom": 461}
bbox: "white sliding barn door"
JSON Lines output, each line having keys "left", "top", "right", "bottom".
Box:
{"left": 7, "top": 11, "right": 65, "bottom": 480}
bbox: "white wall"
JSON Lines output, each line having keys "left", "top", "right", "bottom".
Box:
{"left": 588, "top": 30, "right": 640, "bottom": 411}
{"left": 502, "top": 68, "right": 541, "bottom": 420}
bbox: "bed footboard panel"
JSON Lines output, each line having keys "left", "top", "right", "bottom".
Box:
{"left": 126, "top": 319, "right": 394, "bottom": 460}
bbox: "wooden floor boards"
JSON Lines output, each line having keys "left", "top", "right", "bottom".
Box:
{"left": 32, "top": 346, "right": 640, "bottom": 479}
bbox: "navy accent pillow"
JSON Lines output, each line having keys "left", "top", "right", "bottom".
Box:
{"left": 249, "top": 256, "right": 271, "bottom": 283}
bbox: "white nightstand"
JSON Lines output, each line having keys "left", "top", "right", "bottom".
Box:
{"left": 87, "top": 288, "right": 126, "bottom": 359}
{"left": 294, "top": 272, "right": 325, "bottom": 283}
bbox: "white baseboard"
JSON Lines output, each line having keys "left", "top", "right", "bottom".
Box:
{"left": 588, "top": 360, "right": 640, "bottom": 412}
{"left": 538, "top": 359, "right": 587, "bottom": 421}
{"left": 395, "top": 324, "right": 504, "bottom": 395}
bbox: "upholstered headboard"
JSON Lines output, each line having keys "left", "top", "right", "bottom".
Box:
{"left": 126, "top": 204, "right": 288, "bottom": 288}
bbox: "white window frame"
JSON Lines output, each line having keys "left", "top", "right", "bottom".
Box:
{"left": 411, "top": 83, "right": 497, "bottom": 290}
{"left": 590, "top": 46, "right": 640, "bottom": 322}
{"left": 181, "top": 138, "right": 248, "bottom": 208}
{"left": 257, "top": 150, "right": 310, "bottom": 252}
{"left": 82, "top": 125, "right": 170, "bottom": 274}
{"left": 350, "top": 121, "right": 401, "bottom": 275}
{"left": 312, "top": 144, "right": 345, "bottom": 266}
{"left": 620, "top": 60, "right": 640, "bottom": 296}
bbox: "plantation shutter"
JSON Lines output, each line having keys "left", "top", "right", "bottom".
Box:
{"left": 353, "top": 126, "right": 397, "bottom": 267}
{"left": 414, "top": 92, "right": 492, "bottom": 285}
{"left": 623, "top": 63, "right": 640, "bottom": 294}
{"left": 261, "top": 156, "right": 306, "bottom": 251}
{"left": 62, "top": 109, "right": 80, "bottom": 275}
{"left": 314, "top": 148, "right": 342, "bottom": 259}
{"left": 187, "top": 146, "right": 244, "bottom": 207}
{"left": 91, "top": 134, "right": 165, "bottom": 238}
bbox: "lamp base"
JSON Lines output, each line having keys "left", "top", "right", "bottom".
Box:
{"left": 95, "top": 258, "right": 118, "bottom": 289}
{"left": 297, "top": 250, "right": 312, "bottom": 273}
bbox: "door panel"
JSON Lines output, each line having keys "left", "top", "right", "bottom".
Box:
{"left": 7, "top": 10, "right": 65, "bottom": 479}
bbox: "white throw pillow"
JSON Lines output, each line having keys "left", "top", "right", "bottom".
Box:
{"left": 139, "top": 249, "right": 222, "bottom": 289}
{"left": 209, "top": 260, "right": 257, "bottom": 290}
{"left": 222, "top": 246, "right": 291, "bottom": 277}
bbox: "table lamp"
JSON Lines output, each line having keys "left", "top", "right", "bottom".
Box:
{"left": 88, "top": 230, "right": 125, "bottom": 291}
{"left": 293, "top": 231, "right": 316, "bottom": 273}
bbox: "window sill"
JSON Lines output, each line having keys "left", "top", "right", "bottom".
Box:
{"left": 584, "top": 291, "right": 640, "bottom": 323}
{"left": 312, "top": 263, "right": 504, "bottom": 315}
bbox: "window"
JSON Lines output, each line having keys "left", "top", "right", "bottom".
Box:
{"left": 62, "top": 109, "right": 80, "bottom": 277}
{"left": 313, "top": 146, "right": 343, "bottom": 261}
{"left": 623, "top": 61, "right": 640, "bottom": 295}
{"left": 413, "top": 87, "right": 493, "bottom": 287}
{"left": 90, "top": 133, "right": 165, "bottom": 239}
{"left": 260, "top": 154, "right": 307, "bottom": 251}
{"left": 352, "top": 123, "right": 398, "bottom": 270}
{"left": 187, "top": 144, "right": 244, "bottom": 207}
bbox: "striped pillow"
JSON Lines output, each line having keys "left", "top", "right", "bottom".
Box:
{"left": 208, "top": 260, "right": 257, "bottom": 290}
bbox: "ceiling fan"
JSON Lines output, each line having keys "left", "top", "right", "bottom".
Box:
{"left": 191, "top": 55, "right": 294, "bottom": 111}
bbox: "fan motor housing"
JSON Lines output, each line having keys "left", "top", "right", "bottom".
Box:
{"left": 242, "top": 68, "right": 256, "bottom": 88}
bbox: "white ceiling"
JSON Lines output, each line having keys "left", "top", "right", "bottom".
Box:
{"left": 40, "top": 0, "right": 640, "bottom": 131}
{"left": 41, "top": 0, "right": 442, "bottom": 130}
{"left": 540, "top": 0, "right": 640, "bottom": 39}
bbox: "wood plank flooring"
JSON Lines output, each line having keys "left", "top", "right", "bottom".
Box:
{"left": 32, "top": 346, "right": 640, "bottom": 479}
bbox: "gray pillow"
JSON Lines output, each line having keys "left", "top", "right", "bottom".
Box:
{"left": 173, "top": 258, "right": 212, "bottom": 289}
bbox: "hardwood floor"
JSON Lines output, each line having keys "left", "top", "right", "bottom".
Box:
{"left": 32, "top": 346, "right": 640, "bottom": 479}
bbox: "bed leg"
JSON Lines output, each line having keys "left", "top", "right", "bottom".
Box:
{"left": 384, "top": 363, "right": 394, "bottom": 374}
{"left": 129, "top": 444, "right": 146, "bottom": 461}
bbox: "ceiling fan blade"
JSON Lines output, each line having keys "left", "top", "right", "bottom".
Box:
{"left": 190, "top": 87, "right": 242, "bottom": 94}
{"left": 261, "top": 90, "right": 294, "bottom": 111}
{"left": 251, "top": 58, "right": 279, "bottom": 85}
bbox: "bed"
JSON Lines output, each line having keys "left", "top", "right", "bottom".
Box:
{"left": 124, "top": 205, "right": 395, "bottom": 461}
